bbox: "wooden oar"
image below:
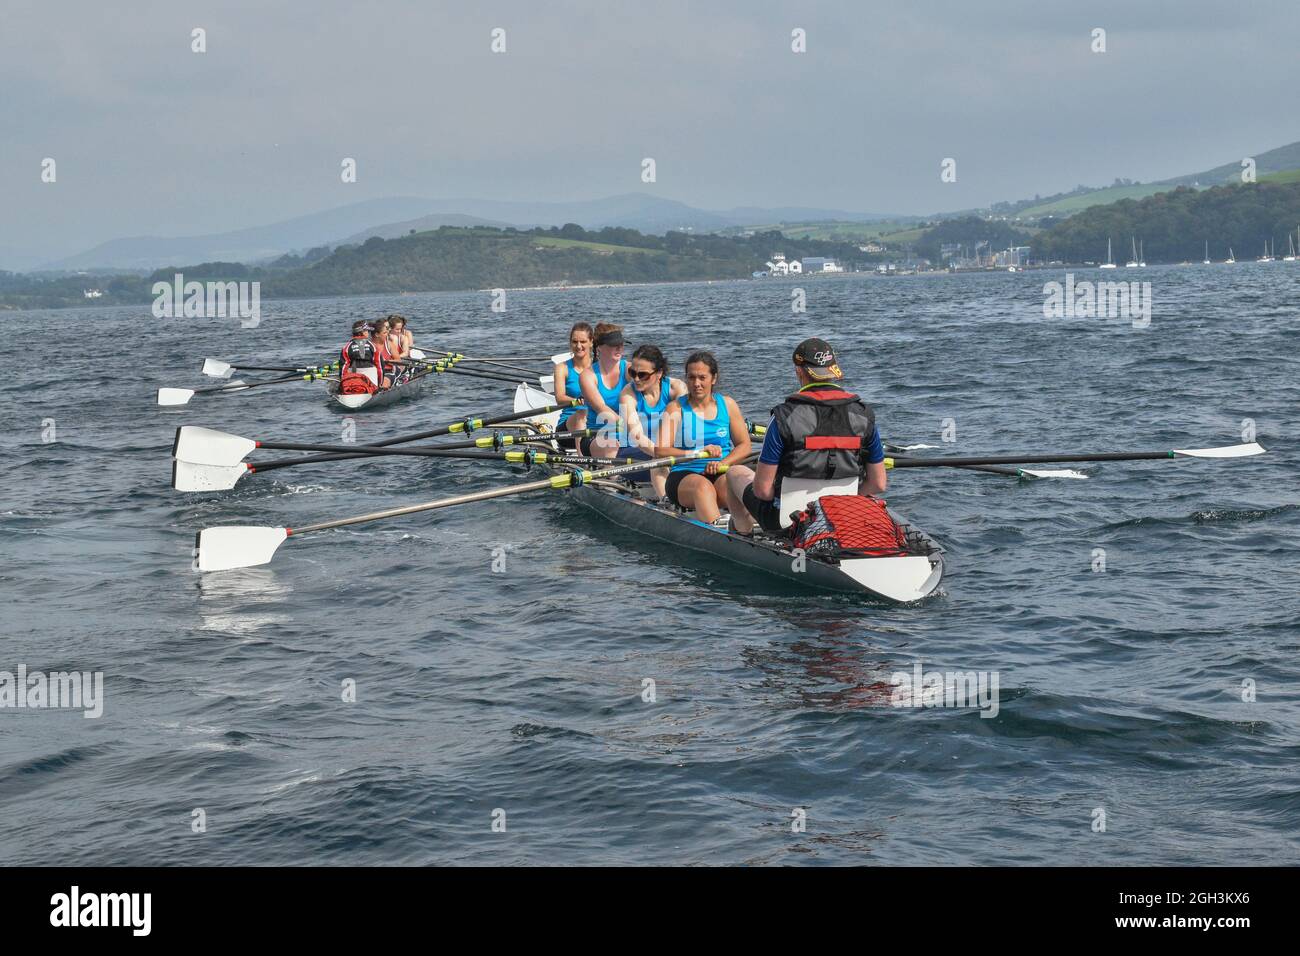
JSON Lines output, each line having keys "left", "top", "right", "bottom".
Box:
{"left": 194, "top": 450, "right": 709, "bottom": 571}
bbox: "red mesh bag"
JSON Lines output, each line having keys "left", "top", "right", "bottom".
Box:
{"left": 340, "top": 370, "right": 377, "bottom": 395}
{"left": 789, "top": 495, "right": 910, "bottom": 557}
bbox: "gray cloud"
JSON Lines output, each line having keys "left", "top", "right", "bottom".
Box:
{"left": 2, "top": 0, "right": 1297, "bottom": 268}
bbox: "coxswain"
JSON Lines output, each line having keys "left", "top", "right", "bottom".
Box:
{"left": 655, "top": 351, "right": 753, "bottom": 524}
{"left": 339, "top": 320, "right": 388, "bottom": 394}
{"left": 728, "top": 338, "right": 885, "bottom": 535}
{"left": 552, "top": 322, "right": 594, "bottom": 434}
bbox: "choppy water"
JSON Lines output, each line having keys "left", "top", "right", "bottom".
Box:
{"left": 1, "top": 267, "right": 1297, "bottom": 865}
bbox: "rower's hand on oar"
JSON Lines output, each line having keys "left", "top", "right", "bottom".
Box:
{"left": 700, "top": 446, "right": 725, "bottom": 475}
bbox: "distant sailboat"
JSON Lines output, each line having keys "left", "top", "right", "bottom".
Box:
{"left": 1125, "top": 237, "right": 1139, "bottom": 268}
{"left": 1225, "top": 246, "right": 1236, "bottom": 264}
{"left": 1139, "top": 240, "right": 1147, "bottom": 267}
{"left": 1099, "top": 238, "right": 1117, "bottom": 269}
{"left": 1257, "top": 239, "right": 1275, "bottom": 263}
{"left": 1203, "top": 241, "right": 1210, "bottom": 265}
{"left": 1284, "top": 232, "right": 1297, "bottom": 262}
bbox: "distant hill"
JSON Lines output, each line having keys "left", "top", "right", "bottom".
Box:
{"left": 1014, "top": 184, "right": 1172, "bottom": 219}
{"left": 338, "top": 213, "right": 515, "bottom": 245}
{"left": 982, "top": 139, "right": 1300, "bottom": 222}
{"left": 39, "top": 193, "right": 895, "bottom": 273}
{"left": 1158, "top": 140, "right": 1300, "bottom": 188}
{"left": 3, "top": 224, "right": 874, "bottom": 309}
{"left": 1032, "top": 182, "right": 1300, "bottom": 263}
{"left": 261, "top": 225, "right": 866, "bottom": 298}
{"left": 39, "top": 196, "right": 455, "bottom": 272}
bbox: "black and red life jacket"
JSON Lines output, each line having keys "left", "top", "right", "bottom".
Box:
{"left": 342, "top": 337, "right": 379, "bottom": 369}
{"left": 771, "top": 385, "right": 876, "bottom": 484}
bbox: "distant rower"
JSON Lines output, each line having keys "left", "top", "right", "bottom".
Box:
{"left": 387, "top": 314, "right": 413, "bottom": 361}
{"left": 656, "top": 351, "right": 753, "bottom": 524}
{"left": 339, "top": 320, "right": 390, "bottom": 394}
{"left": 729, "top": 338, "right": 884, "bottom": 534}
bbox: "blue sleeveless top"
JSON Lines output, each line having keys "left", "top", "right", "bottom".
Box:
{"left": 556, "top": 358, "right": 583, "bottom": 427}
{"left": 671, "top": 394, "right": 733, "bottom": 473}
{"left": 633, "top": 382, "right": 671, "bottom": 444}
{"left": 589, "top": 358, "right": 627, "bottom": 436}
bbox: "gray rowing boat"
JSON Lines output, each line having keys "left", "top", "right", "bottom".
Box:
{"left": 511, "top": 383, "right": 944, "bottom": 602}
{"left": 324, "top": 364, "right": 434, "bottom": 411}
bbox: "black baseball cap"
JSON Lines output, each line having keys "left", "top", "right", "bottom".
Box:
{"left": 793, "top": 337, "right": 843, "bottom": 380}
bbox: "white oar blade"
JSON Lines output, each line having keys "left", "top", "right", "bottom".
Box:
{"left": 172, "top": 425, "right": 258, "bottom": 466}
{"left": 195, "top": 527, "right": 288, "bottom": 572}
{"left": 1022, "top": 468, "right": 1089, "bottom": 480}
{"left": 202, "top": 358, "right": 235, "bottom": 378}
{"left": 408, "top": 348, "right": 426, "bottom": 361}
{"left": 173, "top": 459, "right": 248, "bottom": 492}
{"left": 514, "top": 383, "right": 563, "bottom": 430}
{"left": 157, "top": 387, "right": 195, "bottom": 406}
{"left": 538, "top": 374, "right": 556, "bottom": 394}
{"left": 1173, "top": 442, "right": 1266, "bottom": 459}
{"left": 550, "top": 351, "right": 573, "bottom": 364}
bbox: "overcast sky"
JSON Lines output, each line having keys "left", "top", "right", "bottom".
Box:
{"left": 3, "top": 0, "right": 1298, "bottom": 268}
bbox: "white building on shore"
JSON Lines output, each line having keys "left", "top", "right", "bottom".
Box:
{"left": 800, "top": 257, "right": 843, "bottom": 273}
{"left": 763, "top": 252, "right": 802, "bottom": 275}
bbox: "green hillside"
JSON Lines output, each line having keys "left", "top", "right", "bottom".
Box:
{"left": 1032, "top": 182, "right": 1300, "bottom": 263}
{"left": 1016, "top": 184, "right": 1172, "bottom": 218}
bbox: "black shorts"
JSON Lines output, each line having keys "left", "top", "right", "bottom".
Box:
{"left": 665, "top": 469, "right": 710, "bottom": 507}
{"left": 742, "top": 484, "right": 784, "bottom": 532}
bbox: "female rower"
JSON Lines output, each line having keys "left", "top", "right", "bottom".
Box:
{"left": 552, "top": 321, "right": 594, "bottom": 434}
{"left": 369, "top": 316, "right": 395, "bottom": 388}
{"left": 609, "top": 344, "right": 687, "bottom": 497}
{"left": 387, "top": 314, "right": 413, "bottom": 360}
{"left": 656, "top": 351, "right": 753, "bottom": 525}
{"left": 577, "top": 322, "right": 628, "bottom": 454}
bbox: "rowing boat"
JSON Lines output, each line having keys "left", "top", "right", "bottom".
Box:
{"left": 324, "top": 363, "right": 434, "bottom": 411}
{"left": 565, "top": 472, "right": 944, "bottom": 601}
{"left": 512, "top": 384, "right": 944, "bottom": 602}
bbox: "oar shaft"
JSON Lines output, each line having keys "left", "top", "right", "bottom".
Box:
{"left": 888, "top": 451, "right": 1173, "bottom": 468}
{"left": 246, "top": 401, "right": 584, "bottom": 470}
{"left": 418, "top": 350, "right": 549, "bottom": 374}
{"left": 194, "top": 372, "right": 316, "bottom": 395}
{"left": 291, "top": 451, "right": 704, "bottom": 535}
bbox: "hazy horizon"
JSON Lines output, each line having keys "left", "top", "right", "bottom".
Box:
{"left": 3, "top": 0, "right": 1299, "bottom": 269}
